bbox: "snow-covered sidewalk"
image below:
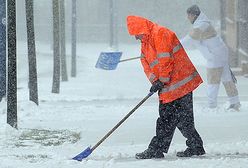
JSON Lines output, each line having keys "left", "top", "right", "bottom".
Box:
{"left": 0, "top": 43, "right": 247, "bottom": 168}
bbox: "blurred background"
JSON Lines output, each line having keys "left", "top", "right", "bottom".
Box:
{"left": 16, "top": 0, "right": 220, "bottom": 42}
{"left": 14, "top": 0, "right": 248, "bottom": 72}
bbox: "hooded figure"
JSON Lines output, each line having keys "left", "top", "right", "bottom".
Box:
{"left": 181, "top": 5, "right": 241, "bottom": 110}
{"left": 127, "top": 15, "right": 205, "bottom": 159}
{"left": 127, "top": 15, "right": 203, "bottom": 103}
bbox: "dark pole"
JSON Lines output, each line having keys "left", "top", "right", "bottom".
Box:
{"left": 71, "top": 0, "right": 77, "bottom": 77}
{"left": 25, "top": 0, "right": 39, "bottom": 105}
{"left": 52, "top": 0, "right": 60, "bottom": 93}
{"left": 0, "top": 0, "right": 6, "bottom": 102}
{"left": 60, "top": 0, "right": 68, "bottom": 81}
{"left": 7, "top": 0, "right": 17, "bottom": 128}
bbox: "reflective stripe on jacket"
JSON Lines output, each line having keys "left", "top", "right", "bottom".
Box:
{"left": 127, "top": 15, "right": 203, "bottom": 103}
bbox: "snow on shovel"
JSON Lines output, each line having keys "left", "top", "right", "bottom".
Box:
{"left": 95, "top": 51, "right": 141, "bottom": 70}
{"left": 72, "top": 92, "right": 154, "bottom": 161}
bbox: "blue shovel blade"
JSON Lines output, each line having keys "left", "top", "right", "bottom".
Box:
{"left": 72, "top": 147, "right": 92, "bottom": 161}
{"left": 95, "top": 52, "right": 122, "bottom": 70}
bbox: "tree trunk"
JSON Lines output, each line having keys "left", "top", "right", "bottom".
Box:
{"left": 60, "top": 0, "right": 68, "bottom": 81}
{"left": 71, "top": 0, "right": 77, "bottom": 77}
{"left": 52, "top": 0, "right": 60, "bottom": 93}
{"left": 109, "top": 0, "right": 118, "bottom": 51}
{"left": 0, "top": 0, "right": 6, "bottom": 101}
{"left": 7, "top": 0, "right": 17, "bottom": 129}
{"left": 25, "top": 0, "right": 39, "bottom": 105}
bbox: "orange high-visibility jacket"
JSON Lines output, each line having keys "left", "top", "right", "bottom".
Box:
{"left": 127, "top": 15, "right": 203, "bottom": 103}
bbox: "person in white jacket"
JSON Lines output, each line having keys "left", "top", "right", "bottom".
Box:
{"left": 180, "top": 5, "right": 241, "bottom": 111}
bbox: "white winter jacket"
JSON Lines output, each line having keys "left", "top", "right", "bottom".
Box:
{"left": 181, "top": 12, "right": 229, "bottom": 68}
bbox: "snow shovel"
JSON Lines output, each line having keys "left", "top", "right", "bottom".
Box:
{"left": 95, "top": 51, "right": 141, "bottom": 70}
{"left": 72, "top": 91, "right": 154, "bottom": 161}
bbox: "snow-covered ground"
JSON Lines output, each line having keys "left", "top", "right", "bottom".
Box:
{"left": 0, "top": 42, "right": 248, "bottom": 168}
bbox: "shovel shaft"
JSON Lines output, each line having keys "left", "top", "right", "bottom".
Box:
{"left": 91, "top": 92, "right": 154, "bottom": 152}
{"left": 119, "top": 56, "right": 141, "bottom": 63}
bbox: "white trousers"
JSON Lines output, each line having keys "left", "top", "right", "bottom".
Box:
{"left": 207, "top": 64, "right": 240, "bottom": 107}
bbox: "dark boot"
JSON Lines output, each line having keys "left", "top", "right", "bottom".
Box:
{"left": 135, "top": 148, "right": 164, "bottom": 159}
{"left": 176, "top": 147, "right": 205, "bottom": 157}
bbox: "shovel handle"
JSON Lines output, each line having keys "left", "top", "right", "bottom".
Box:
{"left": 119, "top": 56, "right": 141, "bottom": 63}
{"left": 91, "top": 92, "right": 154, "bottom": 152}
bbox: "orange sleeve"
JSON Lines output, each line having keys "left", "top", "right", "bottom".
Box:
{"left": 154, "top": 30, "right": 174, "bottom": 84}
{"left": 140, "top": 56, "right": 158, "bottom": 83}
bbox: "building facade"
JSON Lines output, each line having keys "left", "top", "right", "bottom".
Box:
{"left": 220, "top": 0, "right": 248, "bottom": 76}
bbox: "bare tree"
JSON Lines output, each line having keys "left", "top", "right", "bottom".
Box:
{"left": 25, "top": 0, "right": 39, "bottom": 105}
{"left": 71, "top": 0, "right": 77, "bottom": 77}
{"left": 109, "top": 0, "right": 118, "bottom": 51}
{"left": 7, "top": 0, "right": 17, "bottom": 128}
{"left": 52, "top": 0, "right": 60, "bottom": 93}
{"left": 0, "top": 0, "right": 6, "bottom": 102}
{"left": 60, "top": 0, "right": 68, "bottom": 81}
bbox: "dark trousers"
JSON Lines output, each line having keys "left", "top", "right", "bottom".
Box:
{"left": 148, "top": 92, "right": 204, "bottom": 153}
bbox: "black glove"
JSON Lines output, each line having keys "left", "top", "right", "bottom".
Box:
{"left": 150, "top": 80, "right": 164, "bottom": 93}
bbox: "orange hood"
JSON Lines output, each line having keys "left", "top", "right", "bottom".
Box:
{"left": 126, "top": 15, "right": 154, "bottom": 36}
